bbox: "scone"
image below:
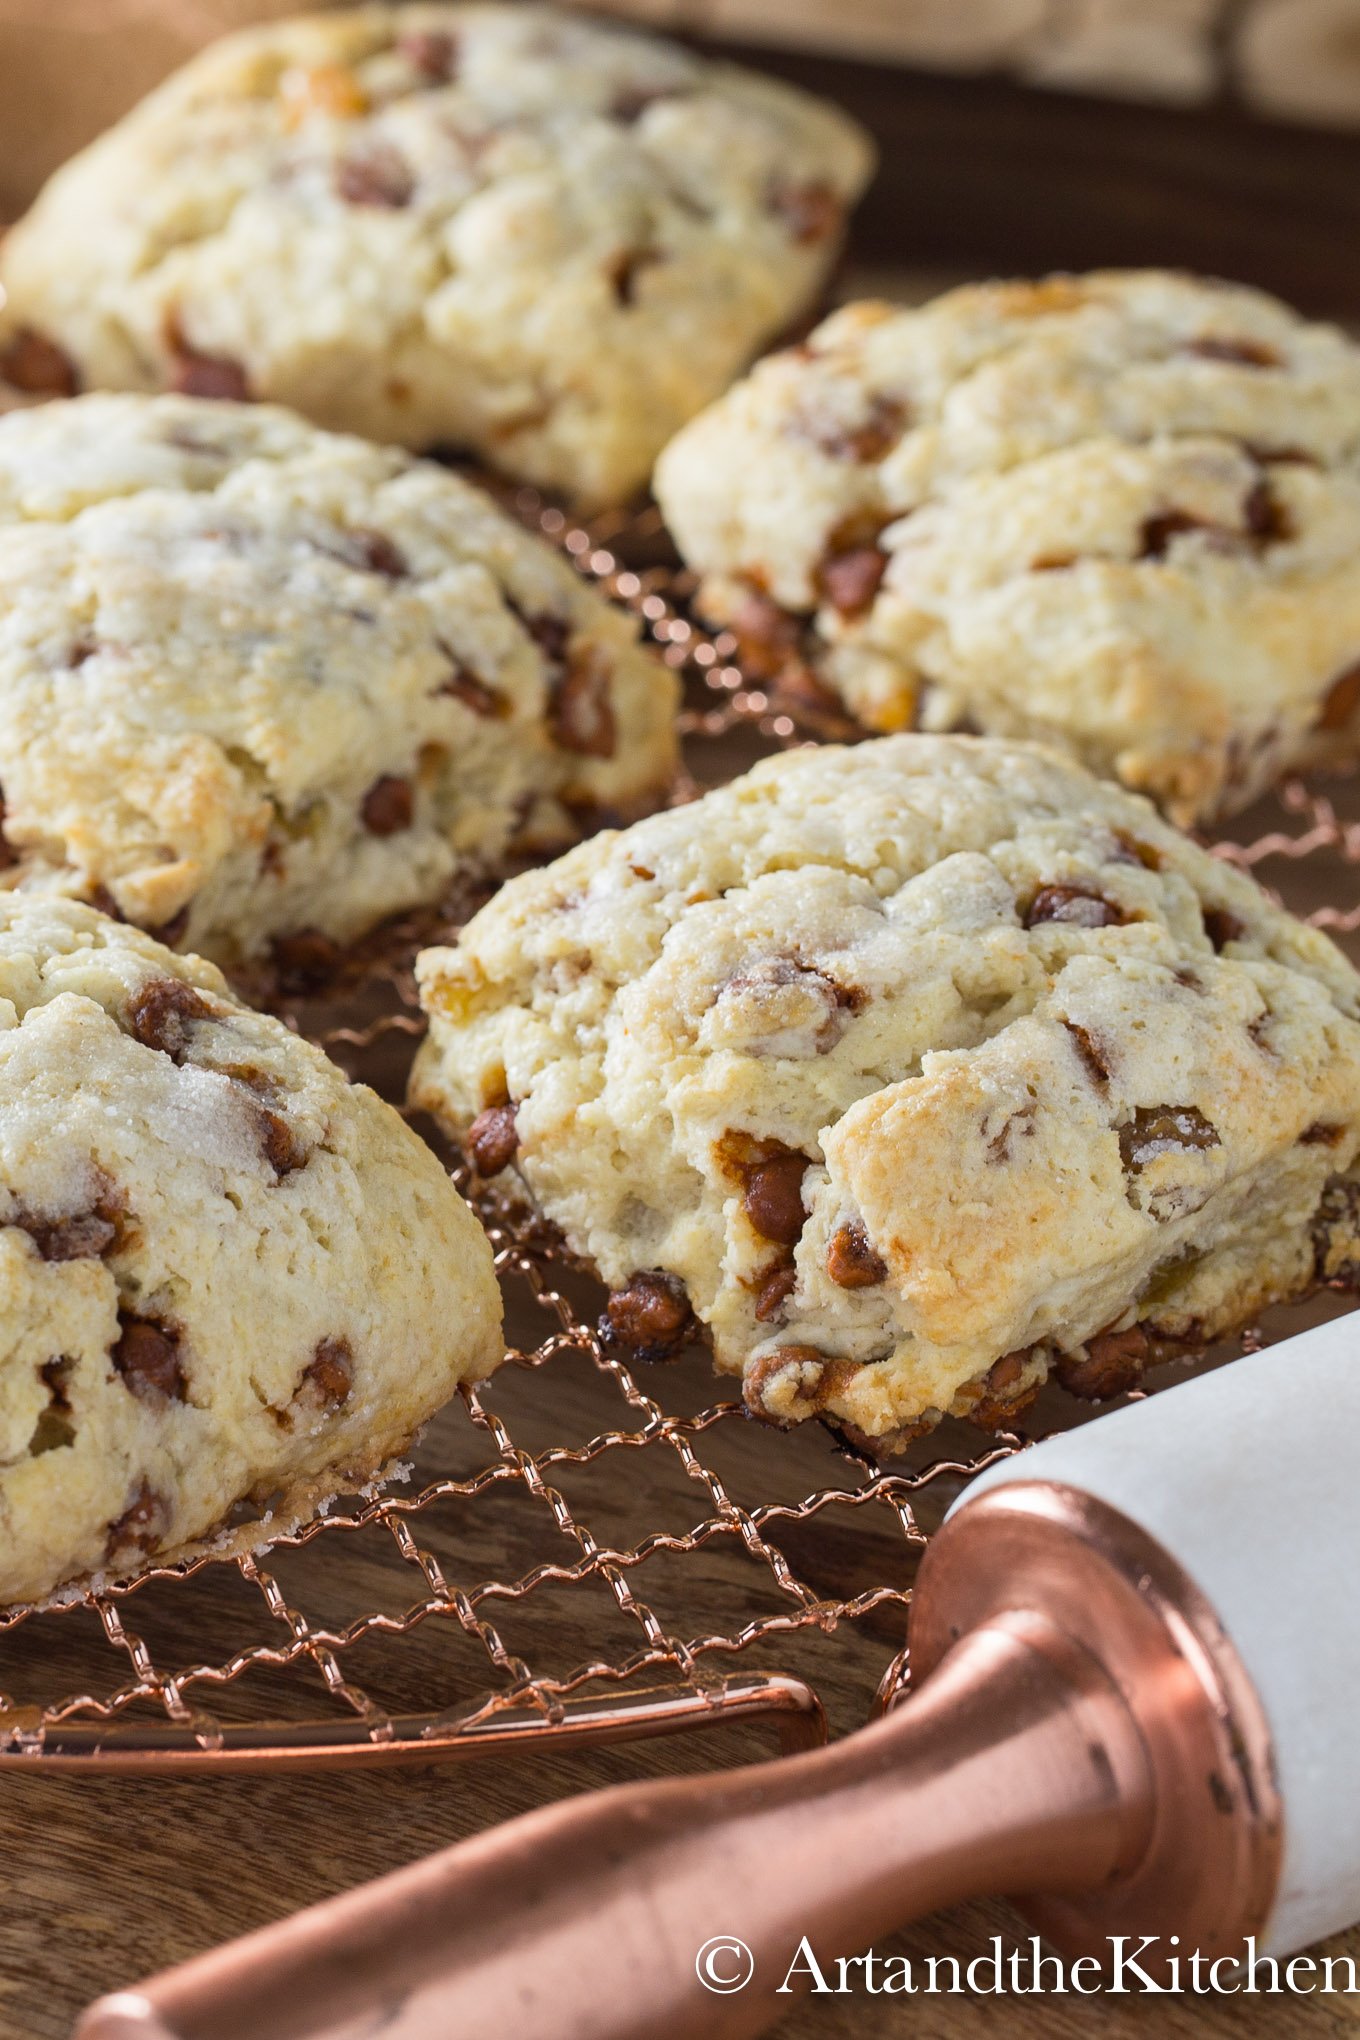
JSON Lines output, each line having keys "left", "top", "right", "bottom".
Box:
{"left": 0, "top": 4, "right": 873, "bottom": 508}
{"left": 655, "top": 271, "right": 1360, "bottom": 826}
{"left": 411, "top": 735, "right": 1360, "bottom": 1451}
{"left": 0, "top": 392, "right": 677, "bottom": 973}
{"left": 0, "top": 894, "right": 502, "bottom": 1607}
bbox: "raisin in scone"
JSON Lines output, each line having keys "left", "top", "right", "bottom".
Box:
{"left": 655, "top": 271, "right": 1360, "bottom": 826}
{"left": 0, "top": 894, "right": 501, "bottom": 1607}
{"left": 411, "top": 735, "right": 1360, "bottom": 1451}
{"left": 0, "top": 392, "right": 676, "bottom": 972}
{"left": 0, "top": 4, "right": 872, "bottom": 509}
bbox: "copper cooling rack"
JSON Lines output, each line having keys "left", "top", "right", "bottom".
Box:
{"left": 1, "top": 494, "right": 1357, "bottom": 1774}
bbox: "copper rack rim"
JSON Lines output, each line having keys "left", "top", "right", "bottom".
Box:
{"left": 0, "top": 1671, "right": 827, "bottom": 1771}
{"left": 0, "top": 486, "right": 1356, "bottom": 1773}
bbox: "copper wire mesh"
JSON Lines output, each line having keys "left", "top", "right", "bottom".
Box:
{"left": 1, "top": 494, "right": 1357, "bottom": 1773}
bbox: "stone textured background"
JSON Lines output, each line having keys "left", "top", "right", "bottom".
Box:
{"left": 601, "top": 0, "right": 1360, "bottom": 125}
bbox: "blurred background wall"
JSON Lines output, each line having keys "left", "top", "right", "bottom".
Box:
{"left": 0, "top": 0, "right": 340, "bottom": 211}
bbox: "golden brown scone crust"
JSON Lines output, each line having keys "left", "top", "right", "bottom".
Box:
{"left": 657, "top": 271, "right": 1360, "bottom": 825}
{"left": 413, "top": 735, "right": 1360, "bottom": 1445}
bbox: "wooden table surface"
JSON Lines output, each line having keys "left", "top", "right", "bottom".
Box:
{"left": 5, "top": 27, "right": 1360, "bottom": 2039}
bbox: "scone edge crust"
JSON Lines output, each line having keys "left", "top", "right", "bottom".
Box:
{"left": 411, "top": 733, "right": 1360, "bottom": 1448}
{"left": 0, "top": 2, "right": 874, "bottom": 507}
{"left": 0, "top": 892, "right": 502, "bottom": 1607}
{"left": 655, "top": 269, "right": 1360, "bottom": 825}
{"left": 0, "top": 391, "right": 678, "bottom": 970}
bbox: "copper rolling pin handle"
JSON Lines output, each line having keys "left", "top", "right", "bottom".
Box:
{"left": 85, "top": 1320, "right": 1354, "bottom": 2040}
{"left": 77, "top": 1609, "right": 1153, "bottom": 2040}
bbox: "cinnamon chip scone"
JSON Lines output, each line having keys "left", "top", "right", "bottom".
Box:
{"left": 411, "top": 735, "right": 1360, "bottom": 1451}
{"left": 0, "top": 393, "right": 677, "bottom": 972}
{"left": 655, "top": 271, "right": 1360, "bottom": 825}
{"left": 0, "top": 894, "right": 501, "bottom": 1607}
{"left": 0, "top": 4, "right": 872, "bottom": 508}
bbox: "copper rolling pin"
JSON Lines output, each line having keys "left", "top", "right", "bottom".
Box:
{"left": 80, "top": 1316, "right": 1360, "bottom": 2040}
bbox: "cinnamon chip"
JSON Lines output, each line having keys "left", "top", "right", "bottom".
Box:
{"left": 741, "top": 1149, "right": 809, "bottom": 1246}
{"left": 985, "top": 1103, "right": 1037, "bottom": 1164}
{"left": 1139, "top": 509, "right": 1213, "bottom": 559}
{"left": 744, "top": 1345, "right": 861, "bottom": 1423}
{"left": 970, "top": 1345, "right": 1043, "bottom": 1428}
{"left": 1202, "top": 905, "right": 1246, "bottom": 950}
{"left": 1318, "top": 662, "right": 1360, "bottom": 733}
{"left": 257, "top": 1106, "right": 309, "bottom": 1178}
{"left": 603, "top": 1272, "right": 693, "bottom": 1357}
{"left": 754, "top": 1261, "right": 798, "bottom": 1322}
{"left": 1110, "top": 829, "right": 1163, "bottom": 871}
{"left": 126, "top": 978, "right": 214, "bottom": 1063}
{"left": 1244, "top": 476, "right": 1292, "bottom": 545}
{"left": 1184, "top": 337, "right": 1282, "bottom": 368}
{"left": 810, "top": 395, "right": 909, "bottom": 464}
{"left": 1062, "top": 1019, "right": 1112, "bottom": 1088}
{"left": 361, "top": 774, "right": 415, "bottom": 836}
{"left": 168, "top": 342, "right": 251, "bottom": 403}
{"left": 347, "top": 529, "right": 409, "bottom": 578}
{"left": 438, "top": 657, "right": 510, "bottom": 718}
{"left": 742, "top": 1343, "right": 823, "bottom": 1413}
{"left": 817, "top": 546, "right": 887, "bottom": 619}
{"left": 825, "top": 1222, "right": 887, "bottom": 1288}
{"left": 468, "top": 1101, "right": 518, "bottom": 1176}
{"left": 1244, "top": 442, "right": 1316, "bottom": 468}
{"left": 0, "top": 327, "right": 78, "bottom": 396}
{"left": 299, "top": 1335, "right": 353, "bottom": 1408}
{"left": 398, "top": 28, "right": 458, "bottom": 82}
{"left": 13, "top": 1207, "right": 117, "bottom": 1262}
{"left": 1301, "top": 1121, "right": 1347, "bottom": 1146}
{"left": 1119, "top": 1105, "right": 1220, "bottom": 1173}
{"left": 767, "top": 180, "right": 843, "bottom": 244}
{"left": 1024, "top": 886, "right": 1126, "bottom": 929}
{"left": 1057, "top": 1325, "right": 1150, "bottom": 1400}
{"left": 549, "top": 645, "right": 617, "bottom": 759}
{"left": 606, "top": 247, "right": 663, "bottom": 307}
{"left": 1142, "top": 484, "right": 1290, "bottom": 557}
{"left": 105, "top": 1480, "right": 171, "bottom": 1562}
{"left": 513, "top": 606, "right": 571, "bottom": 677}
{"left": 336, "top": 144, "right": 415, "bottom": 209}
{"left": 112, "top": 1314, "right": 187, "bottom": 1405}
{"left": 720, "top": 955, "right": 863, "bottom": 1057}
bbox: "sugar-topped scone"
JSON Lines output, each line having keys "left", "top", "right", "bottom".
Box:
{"left": 412, "top": 736, "right": 1360, "bottom": 1451}
{"left": 0, "top": 393, "right": 677, "bottom": 973}
{"left": 655, "top": 271, "right": 1360, "bottom": 826}
{"left": 0, "top": 4, "right": 873, "bottom": 508}
{"left": 0, "top": 894, "right": 501, "bottom": 1607}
